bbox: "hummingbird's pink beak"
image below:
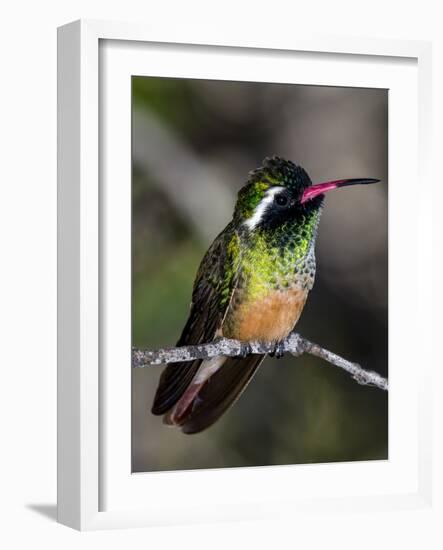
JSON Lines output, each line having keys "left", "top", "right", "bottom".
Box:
{"left": 300, "top": 178, "right": 380, "bottom": 204}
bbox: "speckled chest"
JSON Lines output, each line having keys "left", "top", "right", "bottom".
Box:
{"left": 240, "top": 238, "right": 316, "bottom": 295}
{"left": 222, "top": 212, "right": 320, "bottom": 341}
{"left": 239, "top": 211, "right": 319, "bottom": 294}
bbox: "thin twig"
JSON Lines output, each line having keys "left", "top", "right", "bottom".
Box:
{"left": 132, "top": 332, "right": 388, "bottom": 391}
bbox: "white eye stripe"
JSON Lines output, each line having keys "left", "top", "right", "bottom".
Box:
{"left": 244, "top": 186, "right": 285, "bottom": 230}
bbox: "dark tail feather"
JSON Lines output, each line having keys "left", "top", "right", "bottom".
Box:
{"left": 151, "top": 359, "right": 201, "bottom": 415}
{"left": 180, "top": 354, "right": 265, "bottom": 434}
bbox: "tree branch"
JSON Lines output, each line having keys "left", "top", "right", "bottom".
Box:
{"left": 132, "top": 332, "right": 388, "bottom": 391}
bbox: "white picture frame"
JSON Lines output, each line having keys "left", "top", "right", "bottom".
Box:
{"left": 57, "top": 19, "right": 433, "bottom": 531}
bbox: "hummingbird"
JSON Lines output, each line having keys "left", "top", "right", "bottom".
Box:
{"left": 151, "top": 156, "right": 379, "bottom": 434}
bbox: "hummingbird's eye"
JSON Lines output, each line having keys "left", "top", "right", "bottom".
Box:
{"left": 275, "top": 194, "right": 289, "bottom": 207}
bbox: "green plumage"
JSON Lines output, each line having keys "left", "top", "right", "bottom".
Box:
{"left": 151, "top": 156, "right": 379, "bottom": 433}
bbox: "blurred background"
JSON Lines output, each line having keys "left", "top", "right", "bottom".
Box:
{"left": 131, "top": 77, "right": 388, "bottom": 473}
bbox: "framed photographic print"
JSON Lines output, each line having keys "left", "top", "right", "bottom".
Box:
{"left": 57, "top": 19, "right": 433, "bottom": 530}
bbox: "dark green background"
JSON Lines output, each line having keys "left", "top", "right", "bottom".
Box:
{"left": 132, "top": 77, "right": 388, "bottom": 472}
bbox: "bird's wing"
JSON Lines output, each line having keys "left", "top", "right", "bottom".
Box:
{"left": 151, "top": 223, "right": 239, "bottom": 415}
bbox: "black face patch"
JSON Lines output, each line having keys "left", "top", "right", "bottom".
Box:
{"left": 258, "top": 189, "right": 323, "bottom": 231}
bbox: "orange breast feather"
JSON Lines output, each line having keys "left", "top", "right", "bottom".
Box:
{"left": 224, "top": 286, "right": 308, "bottom": 343}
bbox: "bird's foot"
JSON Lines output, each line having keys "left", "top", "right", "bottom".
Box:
{"left": 270, "top": 341, "right": 286, "bottom": 359}
{"left": 239, "top": 343, "right": 253, "bottom": 358}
